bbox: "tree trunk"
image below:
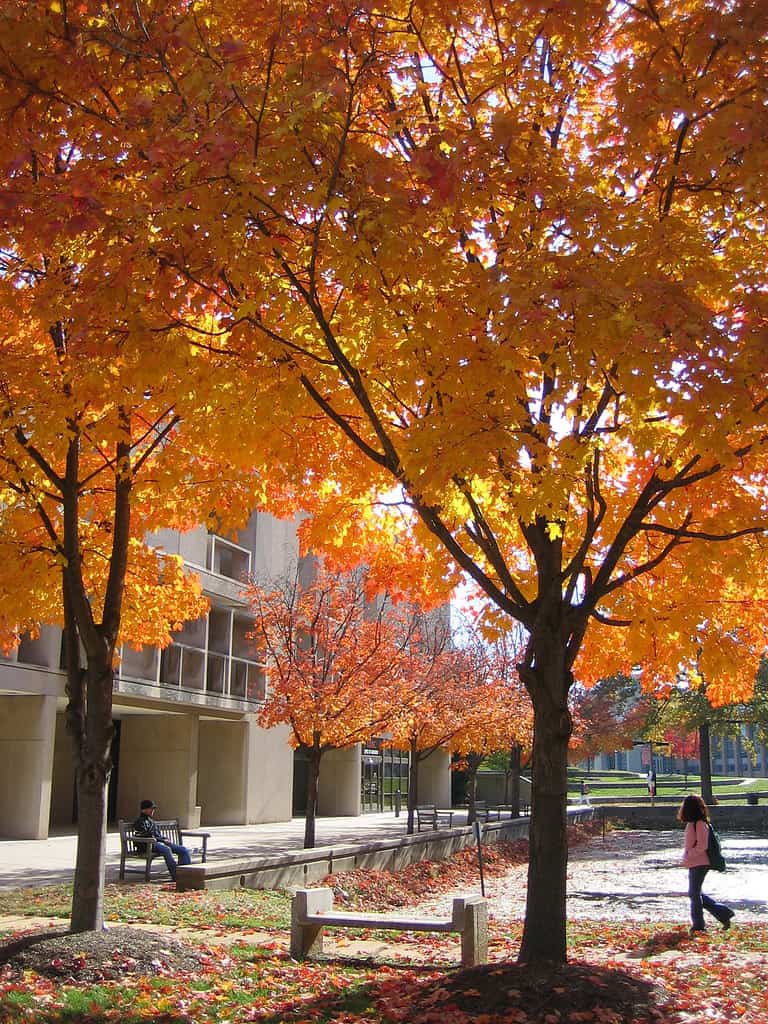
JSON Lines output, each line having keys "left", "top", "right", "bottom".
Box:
{"left": 699, "top": 721, "right": 714, "bottom": 805}
{"left": 67, "top": 652, "right": 114, "bottom": 932}
{"left": 466, "top": 754, "right": 481, "bottom": 825}
{"left": 518, "top": 644, "right": 573, "bottom": 965}
{"left": 70, "top": 737, "right": 110, "bottom": 932}
{"left": 509, "top": 742, "right": 522, "bottom": 818}
{"left": 304, "top": 739, "right": 322, "bottom": 848}
{"left": 406, "top": 737, "right": 418, "bottom": 835}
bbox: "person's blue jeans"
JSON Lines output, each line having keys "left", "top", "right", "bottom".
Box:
{"left": 688, "top": 866, "right": 730, "bottom": 929}
{"left": 154, "top": 841, "right": 191, "bottom": 881}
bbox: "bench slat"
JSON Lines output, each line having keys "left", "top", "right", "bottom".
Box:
{"left": 305, "top": 912, "right": 454, "bottom": 932}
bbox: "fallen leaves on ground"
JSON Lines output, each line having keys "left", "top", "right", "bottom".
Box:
{"left": 1, "top": 823, "right": 766, "bottom": 1024}
{"left": 3, "top": 924, "right": 767, "bottom": 1024}
{"left": 323, "top": 823, "right": 599, "bottom": 912}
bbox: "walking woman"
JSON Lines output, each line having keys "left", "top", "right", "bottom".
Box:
{"left": 678, "top": 794, "right": 734, "bottom": 933}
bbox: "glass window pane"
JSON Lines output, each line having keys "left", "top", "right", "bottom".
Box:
{"left": 206, "top": 652, "right": 227, "bottom": 694}
{"left": 160, "top": 646, "right": 181, "bottom": 686}
{"left": 208, "top": 610, "right": 231, "bottom": 655}
{"left": 181, "top": 649, "right": 205, "bottom": 691}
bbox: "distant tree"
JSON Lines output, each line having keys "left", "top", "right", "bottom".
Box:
{"left": 450, "top": 621, "right": 533, "bottom": 821}
{"left": 570, "top": 675, "right": 655, "bottom": 769}
{"left": 383, "top": 611, "right": 468, "bottom": 835}
{"left": 246, "top": 563, "right": 405, "bottom": 848}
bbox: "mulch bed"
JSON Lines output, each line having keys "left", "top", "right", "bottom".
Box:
{"left": 392, "top": 960, "right": 669, "bottom": 1024}
{"left": 0, "top": 925, "right": 211, "bottom": 983}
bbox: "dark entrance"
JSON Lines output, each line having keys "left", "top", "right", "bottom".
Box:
{"left": 361, "top": 747, "right": 383, "bottom": 813}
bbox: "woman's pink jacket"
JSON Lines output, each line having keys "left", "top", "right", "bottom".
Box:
{"left": 682, "top": 819, "right": 710, "bottom": 868}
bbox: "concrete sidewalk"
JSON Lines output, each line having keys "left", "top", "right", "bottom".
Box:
{"left": 0, "top": 811, "right": 442, "bottom": 891}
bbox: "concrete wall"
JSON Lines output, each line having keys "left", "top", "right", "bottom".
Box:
{"left": 418, "top": 748, "right": 452, "bottom": 807}
{"left": 117, "top": 714, "right": 199, "bottom": 827}
{"left": 0, "top": 695, "right": 57, "bottom": 838}
{"left": 242, "top": 720, "right": 293, "bottom": 823}
{"left": 475, "top": 772, "right": 532, "bottom": 807}
{"left": 603, "top": 803, "right": 768, "bottom": 833}
{"left": 197, "top": 718, "right": 293, "bottom": 825}
{"left": 318, "top": 745, "right": 361, "bottom": 816}
{"left": 179, "top": 808, "right": 602, "bottom": 893}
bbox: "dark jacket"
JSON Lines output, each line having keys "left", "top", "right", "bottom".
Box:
{"left": 133, "top": 813, "right": 164, "bottom": 841}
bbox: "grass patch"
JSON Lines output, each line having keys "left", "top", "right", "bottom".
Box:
{"left": 0, "top": 883, "right": 292, "bottom": 931}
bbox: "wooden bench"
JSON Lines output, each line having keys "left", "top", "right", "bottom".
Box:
{"left": 415, "top": 804, "right": 454, "bottom": 831}
{"left": 473, "top": 800, "right": 492, "bottom": 822}
{"left": 473, "top": 802, "right": 529, "bottom": 821}
{"left": 118, "top": 818, "right": 211, "bottom": 881}
{"left": 290, "top": 887, "right": 488, "bottom": 967}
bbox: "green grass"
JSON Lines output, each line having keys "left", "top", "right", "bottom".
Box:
{"left": 0, "top": 882, "right": 292, "bottom": 930}
{"left": 567, "top": 769, "right": 765, "bottom": 799}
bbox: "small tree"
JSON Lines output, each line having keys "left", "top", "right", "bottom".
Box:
{"left": 246, "top": 563, "right": 405, "bottom": 848}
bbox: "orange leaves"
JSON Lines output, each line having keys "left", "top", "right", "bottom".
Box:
{"left": 246, "top": 563, "right": 407, "bottom": 750}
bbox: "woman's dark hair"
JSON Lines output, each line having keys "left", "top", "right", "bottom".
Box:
{"left": 677, "top": 794, "right": 709, "bottom": 823}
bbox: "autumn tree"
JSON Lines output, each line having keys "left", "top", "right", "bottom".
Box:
{"left": 384, "top": 610, "right": 468, "bottom": 835}
{"left": 246, "top": 562, "right": 406, "bottom": 848}
{"left": 0, "top": 12, "right": 259, "bottom": 930}
{"left": 4, "top": 1, "right": 768, "bottom": 965}
{"left": 449, "top": 620, "right": 533, "bottom": 822}
{"left": 570, "top": 675, "right": 654, "bottom": 769}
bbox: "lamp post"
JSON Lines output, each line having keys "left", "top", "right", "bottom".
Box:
{"left": 633, "top": 739, "right": 670, "bottom": 805}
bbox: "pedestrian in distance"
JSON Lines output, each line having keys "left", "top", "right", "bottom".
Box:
{"left": 677, "top": 793, "right": 734, "bottom": 934}
{"left": 133, "top": 799, "right": 191, "bottom": 882}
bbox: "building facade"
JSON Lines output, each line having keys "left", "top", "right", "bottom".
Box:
{"left": 0, "top": 511, "right": 451, "bottom": 840}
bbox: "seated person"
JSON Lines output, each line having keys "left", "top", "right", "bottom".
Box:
{"left": 133, "top": 799, "right": 191, "bottom": 882}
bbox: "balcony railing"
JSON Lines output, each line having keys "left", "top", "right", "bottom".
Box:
{"left": 118, "top": 642, "right": 266, "bottom": 704}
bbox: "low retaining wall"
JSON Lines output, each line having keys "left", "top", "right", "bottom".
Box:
{"left": 602, "top": 804, "right": 768, "bottom": 832}
{"left": 176, "top": 807, "right": 595, "bottom": 892}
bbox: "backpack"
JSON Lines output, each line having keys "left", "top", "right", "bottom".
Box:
{"left": 707, "top": 823, "right": 726, "bottom": 872}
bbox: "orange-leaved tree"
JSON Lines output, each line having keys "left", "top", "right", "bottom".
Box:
{"left": 383, "top": 609, "right": 470, "bottom": 835}
{"left": 449, "top": 620, "right": 533, "bottom": 824}
{"left": 6, "top": 0, "right": 768, "bottom": 965}
{"left": 0, "top": 13, "right": 261, "bottom": 929}
{"left": 245, "top": 562, "right": 408, "bottom": 848}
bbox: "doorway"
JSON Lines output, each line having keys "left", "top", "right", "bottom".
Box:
{"left": 361, "top": 753, "right": 383, "bottom": 813}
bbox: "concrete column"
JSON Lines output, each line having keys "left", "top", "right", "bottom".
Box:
{"left": 0, "top": 695, "right": 57, "bottom": 838}
{"left": 243, "top": 719, "right": 293, "bottom": 824}
{"left": 197, "top": 717, "right": 293, "bottom": 825}
{"left": 50, "top": 713, "right": 76, "bottom": 829}
{"left": 116, "top": 714, "right": 199, "bottom": 826}
{"left": 418, "top": 747, "right": 452, "bottom": 807}
{"left": 318, "top": 745, "right": 361, "bottom": 816}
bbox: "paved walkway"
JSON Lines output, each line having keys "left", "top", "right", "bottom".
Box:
{"left": 2, "top": 817, "right": 765, "bottom": 926}
{"left": 0, "top": 812, "right": 424, "bottom": 891}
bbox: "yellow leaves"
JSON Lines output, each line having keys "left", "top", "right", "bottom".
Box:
{"left": 545, "top": 521, "right": 563, "bottom": 542}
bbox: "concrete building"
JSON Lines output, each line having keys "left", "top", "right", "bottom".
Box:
{"left": 0, "top": 511, "right": 451, "bottom": 840}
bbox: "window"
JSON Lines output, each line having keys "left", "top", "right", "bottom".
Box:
{"left": 206, "top": 534, "right": 251, "bottom": 580}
